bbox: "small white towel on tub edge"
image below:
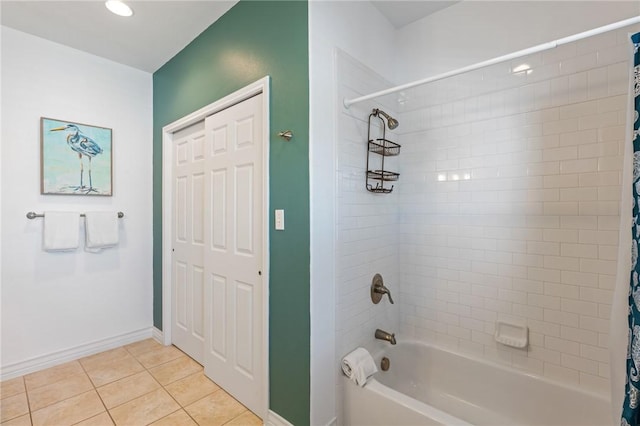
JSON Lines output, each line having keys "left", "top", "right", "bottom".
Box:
{"left": 84, "top": 211, "right": 119, "bottom": 252}
{"left": 43, "top": 211, "right": 80, "bottom": 251}
{"left": 342, "top": 347, "right": 378, "bottom": 386}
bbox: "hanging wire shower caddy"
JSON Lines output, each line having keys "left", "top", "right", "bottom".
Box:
{"left": 366, "top": 109, "right": 400, "bottom": 193}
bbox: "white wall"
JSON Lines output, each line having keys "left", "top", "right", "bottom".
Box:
{"left": 0, "top": 27, "right": 153, "bottom": 377}
{"left": 395, "top": 1, "right": 640, "bottom": 83}
{"left": 394, "top": 1, "right": 639, "bottom": 395}
{"left": 308, "top": 2, "right": 396, "bottom": 424}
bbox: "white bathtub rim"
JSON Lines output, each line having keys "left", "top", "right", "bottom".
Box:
{"left": 363, "top": 377, "right": 473, "bottom": 426}
{"left": 369, "top": 338, "right": 611, "bottom": 404}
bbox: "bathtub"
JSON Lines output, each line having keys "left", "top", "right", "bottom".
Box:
{"left": 343, "top": 341, "right": 611, "bottom": 426}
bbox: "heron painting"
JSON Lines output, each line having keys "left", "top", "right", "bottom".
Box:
{"left": 41, "top": 118, "right": 112, "bottom": 196}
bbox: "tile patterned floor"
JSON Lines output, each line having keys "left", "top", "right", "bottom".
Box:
{"left": 0, "top": 339, "right": 262, "bottom": 426}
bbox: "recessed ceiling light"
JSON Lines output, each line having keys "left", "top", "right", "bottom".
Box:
{"left": 105, "top": 0, "right": 133, "bottom": 17}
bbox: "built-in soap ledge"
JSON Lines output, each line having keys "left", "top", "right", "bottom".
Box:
{"left": 494, "top": 321, "right": 528, "bottom": 349}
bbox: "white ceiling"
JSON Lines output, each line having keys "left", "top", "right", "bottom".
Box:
{"left": 1, "top": 1, "right": 237, "bottom": 72}
{"left": 1, "top": 1, "right": 458, "bottom": 73}
{"left": 372, "top": 0, "right": 459, "bottom": 28}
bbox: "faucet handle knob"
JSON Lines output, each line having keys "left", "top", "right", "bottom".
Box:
{"left": 371, "top": 273, "right": 394, "bottom": 304}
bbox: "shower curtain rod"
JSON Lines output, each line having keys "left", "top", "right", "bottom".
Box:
{"left": 343, "top": 15, "right": 640, "bottom": 108}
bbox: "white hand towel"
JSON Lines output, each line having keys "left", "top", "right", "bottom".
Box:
{"left": 341, "top": 347, "right": 378, "bottom": 387}
{"left": 43, "top": 211, "right": 80, "bottom": 251}
{"left": 84, "top": 211, "right": 119, "bottom": 252}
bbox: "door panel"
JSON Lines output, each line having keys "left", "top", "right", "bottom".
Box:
{"left": 235, "top": 280, "right": 254, "bottom": 377}
{"left": 192, "top": 266, "right": 205, "bottom": 340}
{"left": 171, "top": 93, "right": 265, "bottom": 417}
{"left": 175, "top": 177, "right": 187, "bottom": 242}
{"left": 203, "top": 94, "right": 264, "bottom": 415}
{"left": 171, "top": 121, "right": 206, "bottom": 364}
{"left": 175, "top": 261, "right": 187, "bottom": 328}
{"left": 192, "top": 173, "right": 205, "bottom": 244}
{"left": 211, "top": 170, "right": 227, "bottom": 250}
{"left": 235, "top": 164, "right": 254, "bottom": 254}
{"left": 211, "top": 273, "right": 227, "bottom": 360}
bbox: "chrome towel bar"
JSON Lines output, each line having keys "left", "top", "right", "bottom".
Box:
{"left": 26, "top": 211, "right": 124, "bottom": 219}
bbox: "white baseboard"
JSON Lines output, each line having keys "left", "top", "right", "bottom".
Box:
{"left": 152, "top": 327, "right": 164, "bottom": 344}
{"left": 265, "top": 409, "right": 331, "bottom": 425}
{"left": 0, "top": 327, "right": 153, "bottom": 381}
{"left": 265, "top": 410, "right": 294, "bottom": 426}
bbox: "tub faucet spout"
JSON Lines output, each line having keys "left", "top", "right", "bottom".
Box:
{"left": 375, "top": 329, "right": 396, "bottom": 345}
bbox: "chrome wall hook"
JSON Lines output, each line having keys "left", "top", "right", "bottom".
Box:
{"left": 278, "top": 130, "right": 293, "bottom": 141}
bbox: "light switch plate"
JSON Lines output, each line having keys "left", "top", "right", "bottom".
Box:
{"left": 275, "top": 209, "right": 285, "bottom": 230}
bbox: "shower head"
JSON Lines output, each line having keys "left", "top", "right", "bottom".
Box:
{"left": 373, "top": 108, "right": 399, "bottom": 129}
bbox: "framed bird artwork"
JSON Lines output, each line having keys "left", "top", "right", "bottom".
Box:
{"left": 40, "top": 117, "right": 113, "bottom": 196}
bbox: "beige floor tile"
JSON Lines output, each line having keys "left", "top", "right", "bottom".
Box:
{"left": 24, "top": 361, "right": 84, "bottom": 391}
{"left": 79, "top": 348, "right": 130, "bottom": 372}
{"left": 73, "top": 412, "right": 114, "bottom": 426}
{"left": 28, "top": 373, "right": 93, "bottom": 411}
{"left": 164, "top": 372, "right": 219, "bottom": 406}
{"left": 96, "top": 371, "right": 160, "bottom": 409}
{"left": 148, "top": 357, "right": 202, "bottom": 386}
{"left": 31, "top": 390, "right": 104, "bottom": 426}
{"left": 184, "top": 390, "right": 246, "bottom": 426}
{"left": 149, "top": 410, "right": 197, "bottom": 426}
{"left": 0, "top": 378, "right": 24, "bottom": 401}
{"left": 225, "top": 411, "right": 262, "bottom": 426}
{"left": 7, "top": 341, "right": 256, "bottom": 426}
{"left": 134, "top": 345, "right": 184, "bottom": 369}
{"left": 85, "top": 355, "right": 144, "bottom": 387}
{"left": 0, "top": 413, "right": 31, "bottom": 426}
{"left": 124, "top": 339, "right": 162, "bottom": 357}
{"left": 108, "top": 388, "right": 179, "bottom": 426}
{"left": 0, "top": 393, "right": 28, "bottom": 423}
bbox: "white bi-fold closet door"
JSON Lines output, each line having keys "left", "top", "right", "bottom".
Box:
{"left": 171, "top": 93, "right": 264, "bottom": 416}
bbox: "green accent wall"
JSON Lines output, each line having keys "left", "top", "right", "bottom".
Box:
{"left": 152, "top": 2, "right": 310, "bottom": 424}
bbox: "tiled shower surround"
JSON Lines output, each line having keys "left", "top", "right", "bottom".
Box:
{"left": 336, "top": 26, "right": 638, "bottom": 397}
{"left": 336, "top": 51, "right": 401, "bottom": 359}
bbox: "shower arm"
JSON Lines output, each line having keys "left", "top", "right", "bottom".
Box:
{"left": 374, "top": 109, "right": 399, "bottom": 130}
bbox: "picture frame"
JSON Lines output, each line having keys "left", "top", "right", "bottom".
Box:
{"left": 40, "top": 117, "right": 113, "bottom": 196}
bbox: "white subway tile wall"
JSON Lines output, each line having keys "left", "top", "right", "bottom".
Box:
{"left": 396, "top": 27, "right": 637, "bottom": 395}
{"left": 335, "top": 50, "right": 401, "bottom": 356}
{"left": 334, "top": 50, "right": 402, "bottom": 424}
